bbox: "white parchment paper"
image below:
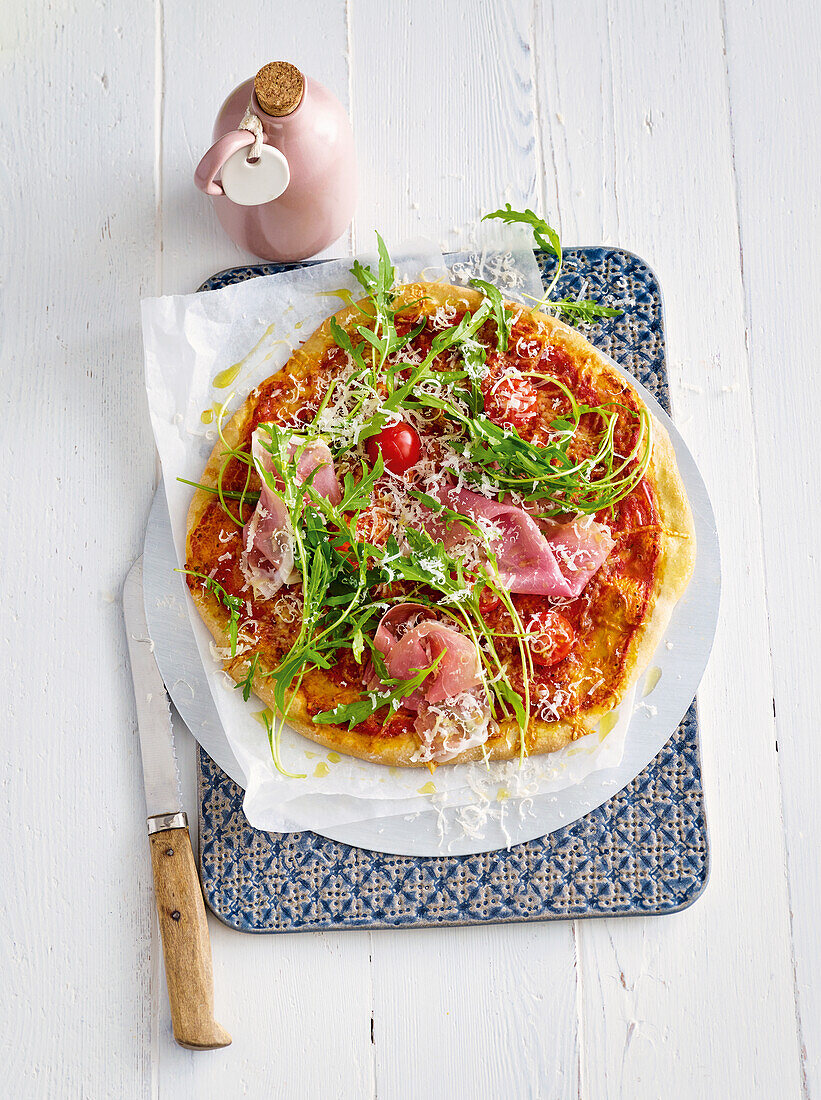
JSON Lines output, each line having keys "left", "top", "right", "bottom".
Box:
{"left": 141, "top": 232, "right": 633, "bottom": 839}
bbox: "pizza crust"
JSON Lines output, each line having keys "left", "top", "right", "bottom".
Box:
{"left": 186, "top": 285, "right": 696, "bottom": 767}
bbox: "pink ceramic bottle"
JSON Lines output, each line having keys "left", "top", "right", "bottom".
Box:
{"left": 195, "top": 62, "right": 356, "bottom": 262}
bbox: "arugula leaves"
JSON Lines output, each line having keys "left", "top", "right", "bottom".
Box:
{"left": 312, "top": 237, "right": 431, "bottom": 450}
{"left": 247, "top": 423, "right": 393, "bottom": 735}
{"left": 377, "top": 525, "right": 529, "bottom": 733}
{"left": 421, "top": 391, "right": 652, "bottom": 513}
{"left": 484, "top": 204, "right": 561, "bottom": 258}
{"left": 549, "top": 298, "right": 622, "bottom": 323}
{"left": 470, "top": 278, "right": 512, "bottom": 352}
{"left": 256, "top": 708, "right": 307, "bottom": 779}
{"left": 180, "top": 569, "right": 243, "bottom": 657}
{"left": 177, "top": 476, "right": 261, "bottom": 505}
{"left": 237, "top": 652, "right": 260, "bottom": 702}
{"left": 484, "top": 204, "right": 564, "bottom": 308}
{"left": 322, "top": 244, "right": 515, "bottom": 448}
{"left": 483, "top": 204, "right": 622, "bottom": 323}
{"left": 314, "top": 651, "right": 445, "bottom": 729}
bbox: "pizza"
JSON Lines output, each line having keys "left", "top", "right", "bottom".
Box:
{"left": 184, "top": 256, "right": 695, "bottom": 770}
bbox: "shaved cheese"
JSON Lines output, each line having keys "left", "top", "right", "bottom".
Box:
{"left": 533, "top": 682, "right": 574, "bottom": 723}
{"left": 427, "top": 303, "right": 459, "bottom": 331}
{"left": 272, "top": 591, "right": 303, "bottom": 623}
{"left": 409, "top": 691, "right": 491, "bottom": 764}
{"left": 514, "top": 334, "right": 542, "bottom": 359}
{"left": 450, "top": 248, "right": 526, "bottom": 294}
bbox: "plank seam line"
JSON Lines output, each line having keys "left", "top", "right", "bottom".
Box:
{"left": 151, "top": 0, "right": 165, "bottom": 1087}
{"left": 604, "top": 0, "right": 621, "bottom": 241}
{"left": 153, "top": 0, "right": 164, "bottom": 297}
{"left": 543, "top": 5, "right": 571, "bottom": 226}
{"left": 718, "top": 3, "right": 808, "bottom": 1095}
{"left": 367, "top": 939, "right": 377, "bottom": 1099}
{"left": 345, "top": 0, "right": 356, "bottom": 256}
{"left": 346, "top": 11, "right": 371, "bottom": 1094}
{"left": 530, "top": 0, "right": 548, "bottom": 218}
{"left": 573, "top": 921, "right": 585, "bottom": 1100}
{"left": 151, "top": 0, "right": 165, "bottom": 493}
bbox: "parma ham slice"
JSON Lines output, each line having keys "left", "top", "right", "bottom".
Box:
{"left": 428, "top": 484, "right": 614, "bottom": 599}
{"left": 371, "top": 604, "right": 482, "bottom": 708}
{"left": 367, "top": 603, "right": 490, "bottom": 761}
{"left": 241, "top": 428, "right": 341, "bottom": 597}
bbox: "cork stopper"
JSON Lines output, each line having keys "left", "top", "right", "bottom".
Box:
{"left": 254, "top": 62, "right": 305, "bottom": 117}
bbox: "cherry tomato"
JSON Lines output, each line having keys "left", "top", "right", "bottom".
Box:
{"left": 481, "top": 372, "right": 538, "bottom": 428}
{"left": 366, "top": 421, "right": 422, "bottom": 474}
{"left": 478, "top": 585, "right": 501, "bottom": 615}
{"left": 526, "top": 609, "right": 576, "bottom": 666}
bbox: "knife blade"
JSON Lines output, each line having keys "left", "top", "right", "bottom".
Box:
{"left": 123, "top": 555, "right": 231, "bottom": 1051}
{"left": 123, "top": 557, "right": 184, "bottom": 820}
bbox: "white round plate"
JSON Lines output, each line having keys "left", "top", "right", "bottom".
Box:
{"left": 143, "top": 362, "right": 720, "bottom": 857}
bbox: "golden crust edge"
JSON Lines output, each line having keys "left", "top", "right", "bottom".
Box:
{"left": 616, "top": 409, "right": 696, "bottom": 703}
{"left": 215, "top": 659, "right": 594, "bottom": 769}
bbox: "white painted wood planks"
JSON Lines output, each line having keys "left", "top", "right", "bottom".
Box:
{"left": 2, "top": 0, "right": 817, "bottom": 1095}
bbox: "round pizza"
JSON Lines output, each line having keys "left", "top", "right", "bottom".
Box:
{"left": 184, "top": 247, "right": 695, "bottom": 770}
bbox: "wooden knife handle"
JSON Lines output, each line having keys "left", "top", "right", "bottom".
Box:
{"left": 148, "top": 826, "right": 231, "bottom": 1050}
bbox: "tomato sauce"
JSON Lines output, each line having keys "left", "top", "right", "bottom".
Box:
{"left": 187, "top": 298, "right": 661, "bottom": 730}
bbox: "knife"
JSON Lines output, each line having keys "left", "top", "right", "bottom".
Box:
{"left": 123, "top": 557, "right": 231, "bottom": 1051}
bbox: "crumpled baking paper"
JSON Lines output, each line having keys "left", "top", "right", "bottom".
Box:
{"left": 141, "top": 228, "right": 634, "bottom": 841}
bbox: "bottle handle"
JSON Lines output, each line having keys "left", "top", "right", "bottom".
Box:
{"left": 195, "top": 130, "right": 256, "bottom": 197}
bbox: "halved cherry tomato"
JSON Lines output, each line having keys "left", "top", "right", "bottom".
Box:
{"left": 526, "top": 609, "right": 576, "bottom": 666}
{"left": 481, "top": 372, "right": 538, "bottom": 428}
{"left": 366, "top": 421, "right": 422, "bottom": 474}
{"left": 478, "top": 585, "right": 501, "bottom": 615}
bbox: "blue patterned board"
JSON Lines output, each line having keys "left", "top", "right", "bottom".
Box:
{"left": 196, "top": 248, "right": 709, "bottom": 933}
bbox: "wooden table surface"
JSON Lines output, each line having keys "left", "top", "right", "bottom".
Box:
{"left": 3, "top": 1, "right": 819, "bottom": 1096}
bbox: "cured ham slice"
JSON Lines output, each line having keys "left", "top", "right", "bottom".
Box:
{"left": 241, "top": 491, "right": 297, "bottom": 599}
{"left": 428, "top": 484, "right": 613, "bottom": 599}
{"left": 371, "top": 604, "right": 482, "bottom": 708}
{"left": 539, "top": 516, "right": 615, "bottom": 598}
{"left": 290, "top": 437, "right": 342, "bottom": 506}
{"left": 240, "top": 428, "right": 341, "bottom": 597}
{"left": 367, "top": 603, "right": 490, "bottom": 761}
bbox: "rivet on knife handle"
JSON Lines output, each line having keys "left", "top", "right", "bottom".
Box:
{"left": 147, "top": 822, "right": 231, "bottom": 1050}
